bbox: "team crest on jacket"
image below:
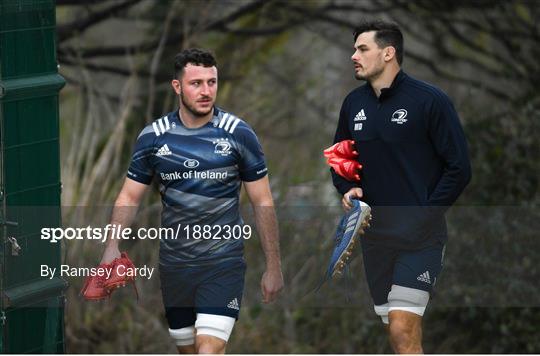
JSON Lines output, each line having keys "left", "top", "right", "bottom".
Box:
{"left": 391, "top": 109, "right": 408, "bottom": 124}
{"left": 213, "top": 138, "right": 232, "bottom": 156}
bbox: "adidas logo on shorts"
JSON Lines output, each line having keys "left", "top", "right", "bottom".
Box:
{"left": 156, "top": 144, "right": 172, "bottom": 156}
{"left": 417, "top": 271, "right": 431, "bottom": 284}
{"left": 227, "top": 298, "right": 240, "bottom": 310}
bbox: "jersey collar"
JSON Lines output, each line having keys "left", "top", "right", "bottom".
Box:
{"left": 210, "top": 106, "right": 222, "bottom": 127}
{"left": 173, "top": 107, "right": 221, "bottom": 128}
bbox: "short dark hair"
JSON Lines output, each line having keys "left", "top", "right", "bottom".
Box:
{"left": 174, "top": 48, "right": 217, "bottom": 79}
{"left": 353, "top": 20, "right": 404, "bottom": 65}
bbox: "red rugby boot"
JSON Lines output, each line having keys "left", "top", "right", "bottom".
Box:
{"left": 104, "top": 252, "right": 139, "bottom": 299}
{"left": 323, "top": 140, "right": 358, "bottom": 159}
{"left": 80, "top": 263, "right": 112, "bottom": 301}
{"left": 327, "top": 157, "right": 362, "bottom": 182}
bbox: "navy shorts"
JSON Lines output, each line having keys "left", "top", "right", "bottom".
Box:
{"left": 159, "top": 258, "right": 246, "bottom": 329}
{"left": 360, "top": 240, "right": 445, "bottom": 306}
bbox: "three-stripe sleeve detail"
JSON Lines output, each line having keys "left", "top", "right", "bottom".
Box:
{"left": 218, "top": 113, "right": 242, "bottom": 134}
{"left": 152, "top": 116, "right": 171, "bottom": 136}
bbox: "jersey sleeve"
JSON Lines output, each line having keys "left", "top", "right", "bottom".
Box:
{"left": 126, "top": 129, "right": 155, "bottom": 185}
{"left": 234, "top": 121, "right": 268, "bottom": 182}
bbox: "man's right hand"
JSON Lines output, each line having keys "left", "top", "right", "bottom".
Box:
{"left": 97, "top": 178, "right": 148, "bottom": 265}
{"left": 342, "top": 187, "right": 363, "bottom": 211}
{"left": 100, "top": 246, "right": 121, "bottom": 265}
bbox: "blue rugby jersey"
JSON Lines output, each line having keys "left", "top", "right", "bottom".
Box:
{"left": 127, "top": 108, "right": 268, "bottom": 266}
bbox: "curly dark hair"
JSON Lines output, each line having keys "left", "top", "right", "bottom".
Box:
{"left": 174, "top": 48, "right": 217, "bottom": 79}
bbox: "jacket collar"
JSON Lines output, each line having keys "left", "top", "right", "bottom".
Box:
{"left": 369, "top": 69, "right": 407, "bottom": 100}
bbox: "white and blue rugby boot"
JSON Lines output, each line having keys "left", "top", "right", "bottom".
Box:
{"left": 327, "top": 199, "right": 372, "bottom": 278}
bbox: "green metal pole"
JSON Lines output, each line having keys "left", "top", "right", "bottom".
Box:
{"left": 0, "top": 0, "right": 66, "bottom": 353}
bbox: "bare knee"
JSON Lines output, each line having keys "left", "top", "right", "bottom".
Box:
{"left": 197, "top": 342, "right": 223, "bottom": 354}
{"left": 193, "top": 313, "right": 234, "bottom": 353}
{"left": 195, "top": 335, "right": 226, "bottom": 354}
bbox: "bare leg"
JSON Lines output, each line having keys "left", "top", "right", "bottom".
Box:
{"left": 388, "top": 310, "right": 423, "bottom": 354}
{"left": 176, "top": 344, "right": 196, "bottom": 354}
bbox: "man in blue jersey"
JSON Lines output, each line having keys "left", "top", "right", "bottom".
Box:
{"left": 331, "top": 21, "right": 471, "bottom": 353}
{"left": 99, "top": 49, "right": 283, "bottom": 353}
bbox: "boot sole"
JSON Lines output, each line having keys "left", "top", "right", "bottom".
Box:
{"left": 331, "top": 212, "right": 372, "bottom": 277}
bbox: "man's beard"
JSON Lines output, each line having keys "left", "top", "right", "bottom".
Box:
{"left": 180, "top": 93, "right": 213, "bottom": 117}
{"left": 355, "top": 63, "right": 384, "bottom": 82}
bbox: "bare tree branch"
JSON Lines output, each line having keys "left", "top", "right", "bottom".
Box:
{"left": 279, "top": 1, "right": 357, "bottom": 30}
{"left": 62, "top": 73, "right": 122, "bottom": 102}
{"left": 59, "top": 56, "right": 234, "bottom": 82}
{"left": 216, "top": 24, "right": 297, "bottom": 36}
{"left": 325, "top": 2, "right": 396, "bottom": 14}
{"left": 60, "top": 56, "right": 151, "bottom": 78}
{"left": 56, "top": 0, "right": 108, "bottom": 5}
{"left": 405, "top": 49, "right": 511, "bottom": 100}
{"left": 58, "top": 0, "right": 269, "bottom": 59}
{"left": 145, "top": 1, "right": 176, "bottom": 123}
{"left": 57, "top": 0, "right": 145, "bottom": 43}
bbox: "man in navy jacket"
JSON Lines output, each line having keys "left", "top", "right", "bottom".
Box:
{"left": 331, "top": 20, "right": 471, "bottom": 353}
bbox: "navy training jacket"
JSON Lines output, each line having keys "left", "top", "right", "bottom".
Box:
{"left": 331, "top": 70, "right": 471, "bottom": 249}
